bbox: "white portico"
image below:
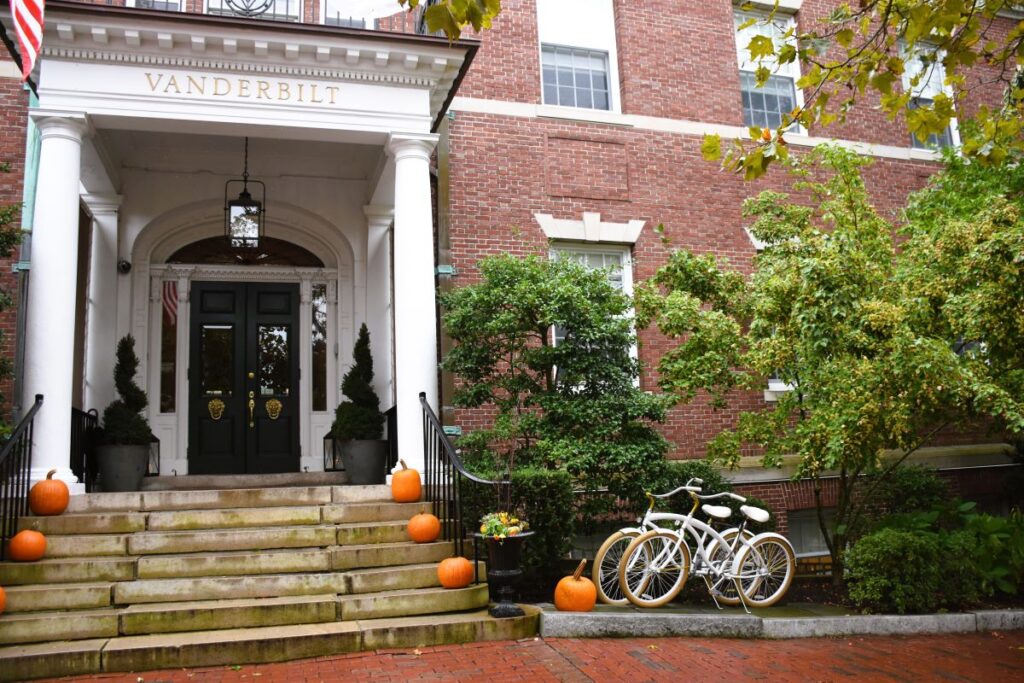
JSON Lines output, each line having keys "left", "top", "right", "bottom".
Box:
{"left": 21, "top": 2, "right": 475, "bottom": 489}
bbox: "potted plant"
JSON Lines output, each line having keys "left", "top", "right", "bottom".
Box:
{"left": 477, "top": 509, "right": 533, "bottom": 618}
{"left": 96, "top": 335, "right": 153, "bottom": 492}
{"left": 332, "top": 323, "right": 387, "bottom": 485}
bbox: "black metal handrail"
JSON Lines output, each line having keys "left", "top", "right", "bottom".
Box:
{"left": 0, "top": 394, "right": 43, "bottom": 560}
{"left": 70, "top": 407, "right": 100, "bottom": 493}
{"left": 420, "top": 392, "right": 506, "bottom": 557}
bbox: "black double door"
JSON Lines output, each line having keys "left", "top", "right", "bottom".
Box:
{"left": 189, "top": 282, "right": 300, "bottom": 474}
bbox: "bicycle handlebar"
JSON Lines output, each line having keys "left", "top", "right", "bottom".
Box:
{"left": 649, "top": 485, "right": 701, "bottom": 500}
{"left": 695, "top": 491, "right": 747, "bottom": 503}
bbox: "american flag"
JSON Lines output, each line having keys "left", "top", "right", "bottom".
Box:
{"left": 162, "top": 281, "right": 178, "bottom": 326}
{"left": 12, "top": 0, "right": 44, "bottom": 80}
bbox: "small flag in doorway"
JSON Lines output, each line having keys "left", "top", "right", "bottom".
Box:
{"left": 162, "top": 281, "right": 178, "bottom": 326}
{"left": 12, "top": 0, "right": 45, "bottom": 80}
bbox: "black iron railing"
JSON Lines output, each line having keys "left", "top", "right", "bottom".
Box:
{"left": 70, "top": 407, "right": 100, "bottom": 493}
{"left": 385, "top": 405, "right": 399, "bottom": 473}
{"left": 420, "top": 392, "right": 505, "bottom": 558}
{"left": 0, "top": 394, "right": 43, "bottom": 560}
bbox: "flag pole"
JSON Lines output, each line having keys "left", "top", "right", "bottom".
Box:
{"left": 0, "top": 17, "right": 38, "bottom": 96}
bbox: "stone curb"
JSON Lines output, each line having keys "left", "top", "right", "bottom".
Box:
{"left": 539, "top": 607, "right": 1024, "bottom": 640}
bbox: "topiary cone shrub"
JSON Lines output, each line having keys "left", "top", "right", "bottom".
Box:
{"left": 101, "top": 335, "right": 152, "bottom": 445}
{"left": 332, "top": 323, "right": 384, "bottom": 441}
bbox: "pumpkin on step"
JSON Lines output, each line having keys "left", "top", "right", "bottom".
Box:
{"left": 0, "top": 585, "right": 6, "bottom": 615}
{"left": 8, "top": 530, "right": 46, "bottom": 562}
{"left": 392, "top": 459, "right": 421, "bottom": 503}
{"left": 437, "top": 556, "right": 474, "bottom": 589}
{"left": 29, "top": 469, "right": 70, "bottom": 516}
{"left": 408, "top": 509, "right": 441, "bottom": 543}
{"left": 554, "top": 559, "right": 597, "bottom": 612}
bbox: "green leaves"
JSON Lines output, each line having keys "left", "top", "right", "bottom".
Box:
{"left": 400, "top": 0, "right": 502, "bottom": 41}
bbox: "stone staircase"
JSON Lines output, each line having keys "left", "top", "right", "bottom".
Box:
{"left": 0, "top": 484, "right": 538, "bottom": 681}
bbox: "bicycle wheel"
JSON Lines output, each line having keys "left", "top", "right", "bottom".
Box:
{"left": 592, "top": 530, "right": 639, "bottom": 605}
{"left": 704, "top": 527, "right": 754, "bottom": 606}
{"left": 735, "top": 534, "right": 795, "bottom": 608}
{"left": 618, "top": 529, "right": 690, "bottom": 608}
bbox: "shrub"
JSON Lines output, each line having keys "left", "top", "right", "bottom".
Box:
{"left": 332, "top": 323, "right": 384, "bottom": 441}
{"left": 101, "top": 335, "right": 152, "bottom": 445}
{"left": 873, "top": 465, "right": 950, "bottom": 516}
{"left": 846, "top": 527, "right": 984, "bottom": 613}
{"left": 461, "top": 467, "right": 574, "bottom": 586}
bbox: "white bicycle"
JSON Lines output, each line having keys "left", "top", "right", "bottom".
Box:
{"left": 592, "top": 478, "right": 753, "bottom": 606}
{"left": 617, "top": 484, "right": 795, "bottom": 611}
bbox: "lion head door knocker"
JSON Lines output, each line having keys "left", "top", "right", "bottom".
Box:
{"left": 208, "top": 398, "right": 226, "bottom": 421}
{"left": 265, "top": 398, "right": 283, "bottom": 421}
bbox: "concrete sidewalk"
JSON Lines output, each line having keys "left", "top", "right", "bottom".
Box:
{"left": 540, "top": 603, "right": 1024, "bottom": 639}
{"left": 36, "top": 631, "right": 1024, "bottom": 682}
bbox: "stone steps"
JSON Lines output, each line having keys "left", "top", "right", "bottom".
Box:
{"left": 0, "top": 584, "right": 490, "bottom": 644}
{"left": 0, "top": 482, "right": 533, "bottom": 680}
{"left": 0, "top": 607, "right": 540, "bottom": 682}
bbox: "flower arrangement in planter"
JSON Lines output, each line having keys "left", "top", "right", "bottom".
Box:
{"left": 479, "top": 511, "right": 529, "bottom": 541}
{"left": 331, "top": 323, "right": 387, "bottom": 485}
{"left": 97, "top": 335, "right": 153, "bottom": 492}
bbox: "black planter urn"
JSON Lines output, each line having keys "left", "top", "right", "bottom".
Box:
{"left": 478, "top": 530, "right": 534, "bottom": 618}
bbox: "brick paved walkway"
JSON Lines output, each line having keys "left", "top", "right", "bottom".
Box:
{"left": 39, "top": 632, "right": 1024, "bottom": 682}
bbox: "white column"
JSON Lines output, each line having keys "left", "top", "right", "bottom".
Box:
{"left": 23, "top": 113, "right": 87, "bottom": 491}
{"left": 364, "top": 205, "right": 394, "bottom": 409}
{"left": 82, "top": 194, "right": 121, "bottom": 414}
{"left": 387, "top": 133, "right": 439, "bottom": 474}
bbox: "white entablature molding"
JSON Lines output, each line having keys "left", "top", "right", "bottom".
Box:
{"left": 41, "top": 6, "right": 471, "bottom": 122}
{"left": 535, "top": 212, "right": 646, "bottom": 244}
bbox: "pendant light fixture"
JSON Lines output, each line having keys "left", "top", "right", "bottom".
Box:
{"left": 224, "top": 137, "right": 266, "bottom": 250}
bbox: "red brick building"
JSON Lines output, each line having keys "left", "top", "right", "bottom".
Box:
{"left": 0, "top": 0, "right": 1019, "bottom": 549}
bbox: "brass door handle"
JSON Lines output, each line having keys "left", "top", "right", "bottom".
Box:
{"left": 248, "top": 391, "right": 255, "bottom": 427}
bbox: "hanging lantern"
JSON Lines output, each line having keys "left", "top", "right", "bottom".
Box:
{"left": 224, "top": 137, "right": 266, "bottom": 250}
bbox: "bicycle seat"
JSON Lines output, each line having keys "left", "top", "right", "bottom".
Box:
{"left": 702, "top": 504, "right": 732, "bottom": 520}
{"left": 740, "top": 505, "right": 770, "bottom": 524}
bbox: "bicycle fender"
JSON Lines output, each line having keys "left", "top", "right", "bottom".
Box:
{"left": 731, "top": 531, "right": 794, "bottom": 575}
{"left": 618, "top": 526, "right": 645, "bottom": 536}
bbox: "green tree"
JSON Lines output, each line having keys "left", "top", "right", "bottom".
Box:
{"left": 0, "top": 162, "right": 22, "bottom": 429}
{"left": 707, "top": 0, "right": 1024, "bottom": 177}
{"left": 440, "top": 254, "right": 669, "bottom": 506}
{"left": 332, "top": 323, "right": 384, "bottom": 441}
{"left": 635, "top": 145, "right": 1024, "bottom": 584}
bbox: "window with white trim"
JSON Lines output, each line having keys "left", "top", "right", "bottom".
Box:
{"left": 321, "top": 0, "right": 399, "bottom": 27}
{"left": 134, "top": 0, "right": 182, "bottom": 10}
{"left": 537, "top": 0, "right": 620, "bottom": 113}
{"left": 744, "top": 228, "right": 796, "bottom": 402}
{"left": 902, "top": 45, "right": 959, "bottom": 149}
{"left": 734, "top": 10, "right": 802, "bottom": 130}
{"left": 541, "top": 46, "right": 611, "bottom": 110}
{"left": 549, "top": 244, "right": 636, "bottom": 385}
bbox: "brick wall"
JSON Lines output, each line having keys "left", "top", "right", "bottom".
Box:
{"left": 0, "top": 53, "right": 30, "bottom": 419}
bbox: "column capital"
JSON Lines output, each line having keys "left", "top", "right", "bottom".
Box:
{"left": 363, "top": 205, "right": 394, "bottom": 227}
{"left": 82, "top": 193, "right": 122, "bottom": 217}
{"left": 30, "top": 111, "right": 89, "bottom": 143}
{"left": 387, "top": 133, "right": 438, "bottom": 161}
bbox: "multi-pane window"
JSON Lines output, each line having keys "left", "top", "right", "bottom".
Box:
{"left": 903, "top": 46, "right": 957, "bottom": 149}
{"left": 135, "top": 0, "right": 182, "bottom": 10}
{"left": 541, "top": 45, "right": 611, "bottom": 111}
{"left": 735, "top": 11, "right": 801, "bottom": 130}
{"left": 322, "top": 0, "right": 371, "bottom": 27}
{"left": 206, "top": 0, "right": 301, "bottom": 22}
{"left": 549, "top": 244, "right": 632, "bottom": 343}
{"left": 311, "top": 284, "right": 328, "bottom": 412}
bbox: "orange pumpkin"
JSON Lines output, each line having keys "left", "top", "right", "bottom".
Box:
{"left": 408, "top": 509, "right": 441, "bottom": 543}
{"left": 29, "top": 469, "right": 70, "bottom": 516}
{"left": 554, "top": 559, "right": 597, "bottom": 612}
{"left": 0, "top": 585, "right": 6, "bottom": 615}
{"left": 8, "top": 530, "right": 46, "bottom": 562}
{"left": 392, "top": 459, "right": 422, "bottom": 503}
{"left": 437, "top": 556, "right": 474, "bottom": 589}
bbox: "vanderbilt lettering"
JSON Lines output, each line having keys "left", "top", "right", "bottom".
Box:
{"left": 144, "top": 72, "right": 340, "bottom": 105}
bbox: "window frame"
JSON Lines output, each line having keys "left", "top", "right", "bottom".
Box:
{"left": 127, "top": 0, "right": 184, "bottom": 11}
{"left": 548, "top": 242, "right": 638, "bottom": 385}
{"left": 734, "top": 8, "right": 805, "bottom": 133}
{"left": 901, "top": 43, "right": 960, "bottom": 150}
{"left": 540, "top": 43, "right": 613, "bottom": 112}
